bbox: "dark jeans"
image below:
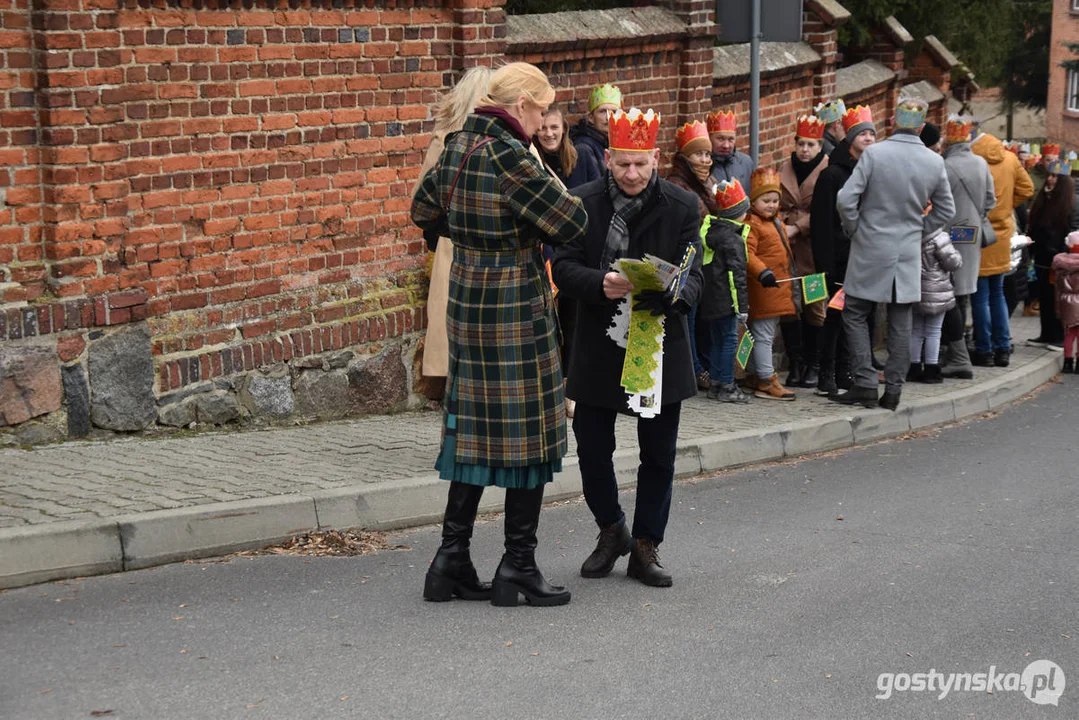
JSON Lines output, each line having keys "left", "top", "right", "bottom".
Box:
{"left": 572, "top": 401, "right": 681, "bottom": 544}
{"left": 818, "top": 306, "right": 849, "bottom": 375}
{"left": 1036, "top": 266, "right": 1064, "bottom": 343}
{"left": 708, "top": 314, "right": 739, "bottom": 384}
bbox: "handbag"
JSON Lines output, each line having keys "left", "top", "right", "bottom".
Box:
{"left": 952, "top": 173, "right": 997, "bottom": 248}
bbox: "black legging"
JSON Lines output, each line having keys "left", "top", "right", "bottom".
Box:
{"left": 1036, "top": 265, "right": 1064, "bottom": 343}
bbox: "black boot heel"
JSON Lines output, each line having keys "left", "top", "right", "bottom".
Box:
{"left": 423, "top": 571, "right": 455, "bottom": 602}
{"left": 490, "top": 580, "right": 521, "bottom": 607}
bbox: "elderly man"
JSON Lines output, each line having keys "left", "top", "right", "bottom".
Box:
{"left": 553, "top": 108, "right": 704, "bottom": 588}
{"left": 831, "top": 99, "right": 956, "bottom": 410}
{"left": 707, "top": 108, "right": 755, "bottom": 191}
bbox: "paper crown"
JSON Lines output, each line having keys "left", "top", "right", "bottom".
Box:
{"left": 706, "top": 109, "right": 737, "bottom": 135}
{"left": 675, "top": 121, "right": 711, "bottom": 155}
{"left": 608, "top": 108, "right": 660, "bottom": 152}
{"left": 841, "top": 105, "right": 874, "bottom": 133}
{"left": 1006, "top": 143, "right": 1019, "bottom": 155}
{"left": 796, "top": 115, "right": 826, "bottom": 141}
{"left": 895, "top": 99, "right": 928, "bottom": 129}
{"left": 750, "top": 167, "right": 781, "bottom": 201}
{"left": 1042, "top": 143, "right": 1061, "bottom": 157}
{"left": 1049, "top": 160, "right": 1069, "bottom": 176}
{"left": 588, "top": 83, "right": 622, "bottom": 113}
{"left": 716, "top": 179, "right": 748, "bottom": 211}
{"left": 1018, "top": 143, "right": 1031, "bottom": 154}
{"left": 815, "top": 99, "right": 846, "bottom": 125}
{"left": 944, "top": 116, "right": 974, "bottom": 144}
{"left": 1024, "top": 154, "right": 1040, "bottom": 170}
{"left": 1068, "top": 150, "right": 1078, "bottom": 162}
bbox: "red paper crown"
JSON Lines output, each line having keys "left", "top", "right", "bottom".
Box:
{"left": 796, "top": 115, "right": 826, "bottom": 140}
{"left": 750, "top": 167, "right": 781, "bottom": 200}
{"left": 608, "top": 108, "right": 660, "bottom": 152}
{"left": 1006, "top": 143, "right": 1019, "bottom": 155}
{"left": 944, "top": 118, "right": 973, "bottom": 144}
{"left": 716, "top": 179, "right": 747, "bottom": 211}
{"left": 706, "top": 109, "right": 737, "bottom": 135}
{"left": 1043, "top": 143, "right": 1061, "bottom": 157}
{"left": 841, "top": 105, "right": 873, "bottom": 133}
{"left": 675, "top": 121, "right": 711, "bottom": 154}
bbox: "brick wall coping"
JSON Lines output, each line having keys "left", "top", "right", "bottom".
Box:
{"left": 805, "top": 0, "right": 851, "bottom": 27}
{"left": 505, "top": 6, "right": 686, "bottom": 51}
{"left": 836, "top": 59, "right": 895, "bottom": 97}
{"left": 901, "top": 80, "right": 945, "bottom": 105}
{"left": 923, "top": 35, "right": 960, "bottom": 70}
{"left": 883, "top": 16, "right": 914, "bottom": 47}
{"left": 713, "top": 42, "right": 821, "bottom": 82}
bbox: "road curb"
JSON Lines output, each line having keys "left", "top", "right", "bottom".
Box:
{"left": 0, "top": 352, "right": 1061, "bottom": 590}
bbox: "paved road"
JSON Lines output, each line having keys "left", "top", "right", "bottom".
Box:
{"left": 2, "top": 380, "right": 1075, "bottom": 719}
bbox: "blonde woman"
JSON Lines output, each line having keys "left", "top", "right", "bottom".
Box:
{"left": 412, "top": 63, "right": 588, "bottom": 608}
{"left": 414, "top": 66, "right": 492, "bottom": 403}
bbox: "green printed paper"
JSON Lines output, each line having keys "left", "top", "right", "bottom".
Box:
{"left": 802, "top": 272, "right": 828, "bottom": 305}
{"left": 735, "top": 328, "right": 754, "bottom": 370}
{"left": 621, "top": 310, "right": 664, "bottom": 394}
{"left": 617, "top": 258, "right": 669, "bottom": 293}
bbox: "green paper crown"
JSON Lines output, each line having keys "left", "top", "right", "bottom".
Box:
{"left": 589, "top": 83, "right": 622, "bottom": 112}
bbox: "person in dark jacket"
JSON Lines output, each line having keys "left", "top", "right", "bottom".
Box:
{"left": 816, "top": 98, "right": 847, "bottom": 157}
{"left": 552, "top": 108, "right": 704, "bottom": 589}
{"left": 1028, "top": 159, "right": 1076, "bottom": 348}
{"left": 568, "top": 83, "right": 621, "bottom": 187}
{"left": 701, "top": 179, "right": 751, "bottom": 403}
{"left": 809, "top": 107, "right": 876, "bottom": 395}
{"left": 706, "top": 108, "right": 755, "bottom": 191}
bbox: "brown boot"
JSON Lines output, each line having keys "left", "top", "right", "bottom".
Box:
{"left": 737, "top": 374, "right": 759, "bottom": 392}
{"left": 627, "top": 539, "right": 672, "bottom": 587}
{"left": 754, "top": 374, "right": 796, "bottom": 401}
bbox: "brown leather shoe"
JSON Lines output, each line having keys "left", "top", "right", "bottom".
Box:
{"left": 627, "top": 539, "right": 672, "bottom": 587}
{"left": 753, "top": 374, "right": 796, "bottom": 401}
{"left": 580, "top": 518, "right": 632, "bottom": 578}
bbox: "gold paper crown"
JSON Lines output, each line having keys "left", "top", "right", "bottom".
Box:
{"left": 588, "top": 83, "right": 622, "bottom": 113}
{"left": 706, "top": 109, "right": 737, "bottom": 135}
{"left": 841, "top": 105, "right": 874, "bottom": 133}
{"left": 716, "top": 179, "right": 748, "bottom": 211}
{"left": 750, "top": 167, "right": 781, "bottom": 201}
{"left": 608, "top": 108, "right": 660, "bottom": 152}
{"left": 675, "top": 121, "right": 710, "bottom": 155}
{"left": 944, "top": 117, "right": 974, "bottom": 144}
{"left": 796, "top": 115, "right": 826, "bottom": 141}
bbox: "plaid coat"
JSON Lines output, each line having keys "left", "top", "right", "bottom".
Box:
{"left": 411, "top": 113, "right": 588, "bottom": 467}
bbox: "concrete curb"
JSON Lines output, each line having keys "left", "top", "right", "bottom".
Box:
{"left": 0, "top": 353, "right": 1061, "bottom": 589}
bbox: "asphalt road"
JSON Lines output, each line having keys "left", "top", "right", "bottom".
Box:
{"left": 2, "top": 382, "right": 1076, "bottom": 719}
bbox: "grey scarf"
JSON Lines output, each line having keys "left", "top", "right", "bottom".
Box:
{"left": 600, "top": 171, "right": 658, "bottom": 270}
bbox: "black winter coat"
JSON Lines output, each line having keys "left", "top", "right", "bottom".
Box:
{"left": 811, "top": 139, "right": 857, "bottom": 293}
{"left": 552, "top": 177, "right": 705, "bottom": 410}
{"left": 699, "top": 216, "right": 749, "bottom": 321}
{"left": 568, "top": 119, "right": 606, "bottom": 188}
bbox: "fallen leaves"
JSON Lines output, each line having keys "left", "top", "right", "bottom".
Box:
{"left": 240, "top": 530, "right": 409, "bottom": 557}
{"left": 90, "top": 711, "right": 114, "bottom": 717}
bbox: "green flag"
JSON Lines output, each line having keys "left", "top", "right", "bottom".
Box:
{"left": 802, "top": 272, "right": 828, "bottom": 305}
{"left": 735, "top": 328, "right": 754, "bottom": 370}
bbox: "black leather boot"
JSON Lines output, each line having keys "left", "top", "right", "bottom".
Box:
{"left": 491, "top": 487, "right": 571, "bottom": 607}
{"left": 828, "top": 385, "right": 878, "bottom": 408}
{"left": 580, "top": 517, "right": 632, "bottom": 578}
{"left": 815, "top": 358, "right": 836, "bottom": 396}
{"left": 921, "top": 364, "right": 943, "bottom": 384}
{"left": 423, "top": 482, "right": 491, "bottom": 602}
{"left": 906, "top": 362, "right": 923, "bottom": 382}
{"left": 627, "top": 538, "right": 673, "bottom": 587}
{"left": 801, "top": 362, "right": 819, "bottom": 389}
{"left": 785, "top": 356, "right": 806, "bottom": 388}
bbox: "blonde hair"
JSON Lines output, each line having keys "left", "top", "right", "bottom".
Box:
{"left": 432, "top": 66, "right": 492, "bottom": 138}
{"left": 477, "top": 62, "right": 555, "bottom": 111}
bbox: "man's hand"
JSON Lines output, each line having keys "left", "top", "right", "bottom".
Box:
{"left": 737, "top": 312, "right": 748, "bottom": 326}
{"left": 758, "top": 269, "right": 778, "bottom": 288}
{"left": 603, "top": 272, "right": 633, "bottom": 299}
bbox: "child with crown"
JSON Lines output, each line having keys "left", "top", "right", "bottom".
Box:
{"left": 552, "top": 107, "right": 705, "bottom": 589}
{"left": 741, "top": 167, "right": 799, "bottom": 401}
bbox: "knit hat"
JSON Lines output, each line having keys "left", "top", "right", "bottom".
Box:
{"left": 842, "top": 105, "right": 874, "bottom": 143}
{"left": 815, "top": 98, "right": 846, "bottom": 125}
{"left": 920, "top": 122, "right": 941, "bottom": 148}
{"left": 750, "top": 167, "right": 781, "bottom": 202}
{"left": 716, "top": 179, "right": 750, "bottom": 219}
{"left": 588, "top": 83, "right": 622, "bottom": 113}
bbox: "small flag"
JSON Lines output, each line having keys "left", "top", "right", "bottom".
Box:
{"left": 735, "top": 327, "right": 754, "bottom": 370}
{"left": 671, "top": 244, "right": 696, "bottom": 302}
{"left": 802, "top": 272, "right": 828, "bottom": 304}
{"left": 827, "top": 287, "right": 846, "bottom": 311}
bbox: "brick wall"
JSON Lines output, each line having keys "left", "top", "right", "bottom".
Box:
{"left": 1047, "top": 0, "right": 1079, "bottom": 148}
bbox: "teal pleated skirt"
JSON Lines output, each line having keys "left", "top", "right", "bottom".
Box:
{"left": 435, "top": 388, "right": 561, "bottom": 490}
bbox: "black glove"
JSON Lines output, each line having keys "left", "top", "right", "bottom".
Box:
{"left": 632, "top": 289, "right": 668, "bottom": 317}
{"left": 758, "top": 269, "right": 778, "bottom": 288}
{"left": 423, "top": 225, "right": 442, "bottom": 253}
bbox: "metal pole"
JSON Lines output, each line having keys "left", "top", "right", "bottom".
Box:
{"left": 750, "top": 0, "right": 761, "bottom": 165}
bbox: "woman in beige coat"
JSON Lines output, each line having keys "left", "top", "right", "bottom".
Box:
{"left": 414, "top": 67, "right": 492, "bottom": 403}
{"left": 778, "top": 114, "right": 829, "bottom": 386}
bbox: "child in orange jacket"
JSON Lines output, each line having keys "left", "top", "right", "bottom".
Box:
{"left": 742, "top": 167, "right": 799, "bottom": 400}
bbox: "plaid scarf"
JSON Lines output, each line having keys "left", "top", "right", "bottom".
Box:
{"left": 601, "top": 171, "right": 658, "bottom": 270}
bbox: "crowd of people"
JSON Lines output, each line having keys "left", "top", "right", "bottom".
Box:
{"left": 409, "top": 63, "right": 1079, "bottom": 608}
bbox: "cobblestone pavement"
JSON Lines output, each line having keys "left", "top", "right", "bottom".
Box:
{"left": 0, "top": 316, "right": 1053, "bottom": 528}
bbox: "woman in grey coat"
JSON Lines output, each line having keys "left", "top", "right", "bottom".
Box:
{"left": 939, "top": 118, "right": 996, "bottom": 378}
{"left": 909, "top": 230, "right": 963, "bottom": 382}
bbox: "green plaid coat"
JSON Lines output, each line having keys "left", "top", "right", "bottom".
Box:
{"left": 411, "top": 113, "right": 588, "bottom": 468}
